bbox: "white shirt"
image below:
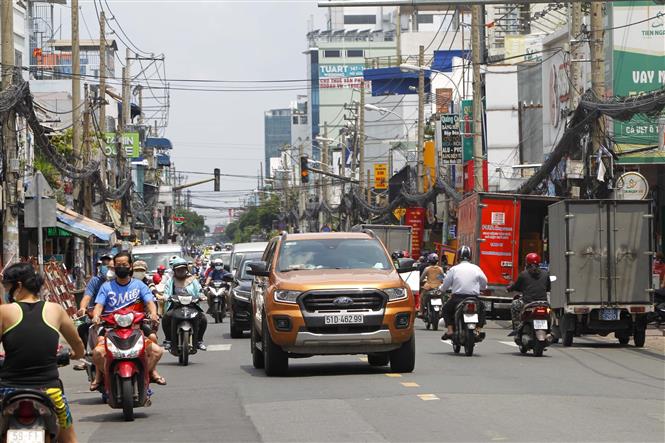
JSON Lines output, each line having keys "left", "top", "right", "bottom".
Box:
{"left": 440, "top": 261, "right": 488, "bottom": 296}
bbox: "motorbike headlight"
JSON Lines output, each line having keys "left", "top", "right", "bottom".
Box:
{"left": 384, "top": 287, "right": 407, "bottom": 302}
{"left": 178, "top": 295, "right": 193, "bottom": 305}
{"left": 113, "top": 312, "right": 134, "bottom": 328}
{"left": 273, "top": 290, "right": 301, "bottom": 304}
{"left": 233, "top": 289, "right": 250, "bottom": 302}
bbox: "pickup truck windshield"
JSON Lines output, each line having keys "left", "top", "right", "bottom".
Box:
{"left": 277, "top": 239, "right": 392, "bottom": 272}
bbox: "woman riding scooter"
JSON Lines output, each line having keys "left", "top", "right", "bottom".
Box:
{"left": 162, "top": 258, "right": 208, "bottom": 351}
{"left": 419, "top": 253, "right": 445, "bottom": 318}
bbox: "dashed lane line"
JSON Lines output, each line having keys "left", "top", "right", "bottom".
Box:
{"left": 401, "top": 382, "right": 420, "bottom": 387}
{"left": 417, "top": 394, "right": 440, "bottom": 401}
{"left": 206, "top": 344, "right": 232, "bottom": 351}
{"left": 385, "top": 373, "right": 402, "bottom": 378}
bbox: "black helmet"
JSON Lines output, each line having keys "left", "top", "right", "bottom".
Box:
{"left": 458, "top": 245, "right": 472, "bottom": 262}
{"left": 391, "top": 250, "right": 403, "bottom": 260}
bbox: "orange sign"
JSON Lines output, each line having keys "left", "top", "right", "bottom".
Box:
{"left": 423, "top": 140, "right": 437, "bottom": 191}
{"left": 374, "top": 163, "right": 388, "bottom": 189}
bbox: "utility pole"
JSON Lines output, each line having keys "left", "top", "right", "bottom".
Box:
{"left": 2, "top": 0, "right": 18, "bottom": 267}
{"left": 590, "top": 1, "right": 605, "bottom": 153}
{"left": 82, "top": 83, "right": 93, "bottom": 217}
{"left": 320, "top": 122, "right": 329, "bottom": 229}
{"left": 359, "top": 80, "right": 366, "bottom": 198}
{"left": 569, "top": 2, "right": 583, "bottom": 108}
{"left": 71, "top": 0, "right": 81, "bottom": 156}
{"left": 99, "top": 11, "right": 106, "bottom": 132}
{"left": 298, "top": 141, "right": 306, "bottom": 232}
{"left": 396, "top": 7, "right": 402, "bottom": 65}
{"left": 122, "top": 48, "right": 131, "bottom": 129}
{"left": 471, "top": 6, "right": 484, "bottom": 192}
{"left": 138, "top": 86, "right": 143, "bottom": 125}
{"left": 417, "top": 44, "right": 425, "bottom": 193}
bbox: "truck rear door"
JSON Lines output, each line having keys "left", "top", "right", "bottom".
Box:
{"left": 565, "top": 201, "right": 607, "bottom": 305}
{"left": 609, "top": 201, "right": 653, "bottom": 305}
{"left": 477, "top": 197, "right": 520, "bottom": 286}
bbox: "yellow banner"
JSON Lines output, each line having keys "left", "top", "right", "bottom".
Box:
{"left": 423, "top": 140, "right": 436, "bottom": 191}
{"left": 374, "top": 163, "right": 388, "bottom": 189}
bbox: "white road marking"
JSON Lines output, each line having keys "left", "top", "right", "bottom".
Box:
{"left": 206, "top": 344, "right": 232, "bottom": 351}
{"left": 418, "top": 394, "right": 440, "bottom": 401}
{"left": 440, "top": 340, "right": 452, "bottom": 345}
{"left": 385, "top": 373, "right": 402, "bottom": 378}
{"left": 499, "top": 341, "right": 518, "bottom": 348}
{"left": 401, "top": 382, "right": 420, "bottom": 388}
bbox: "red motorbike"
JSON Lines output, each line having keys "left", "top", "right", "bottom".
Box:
{"left": 101, "top": 307, "right": 151, "bottom": 421}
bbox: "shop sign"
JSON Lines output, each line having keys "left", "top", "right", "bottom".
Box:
{"left": 46, "top": 227, "right": 72, "bottom": 238}
{"left": 614, "top": 171, "right": 649, "bottom": 200}
{"left": 393, "top": 207, "right": 406, "bottom": 220}
{"left": 374, "top": 163, "right": 388, "bottom": 189}
{"left": 461, "top": 100, "right": 473, "bottom": 162}
{"left": 104, "top": 132, "right": 141, "bottom": 158}
{"left": 404, "top": 207, "right": 426, "bottom": 258}
{"left": 439, "top": 114, "right": 462, "bottom": 164}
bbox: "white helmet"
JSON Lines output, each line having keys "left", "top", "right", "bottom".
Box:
{"left": 212, "top": 258, "right": 223, "bottom": 267}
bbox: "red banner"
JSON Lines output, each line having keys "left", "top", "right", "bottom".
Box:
{"left": 405, "top": 207, "right": 426, "bottom": 258}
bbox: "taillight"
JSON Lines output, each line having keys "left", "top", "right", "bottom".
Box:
{"left": 17, "top": 400, "right": 36, "bottom": 425}
{"left": 629, "top": 306, "right": 645, "bottom": 313}
{"left": 534, "top": 307, "right": 549, "bottom": 315}
{"left": 465, "top": 302, "right": 476, "bottom": 314}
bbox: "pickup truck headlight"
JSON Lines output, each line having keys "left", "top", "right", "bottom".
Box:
{"left": 233, "top": 288, "right": 250, "bottom": 302}
{"left": 274, "top": 290, "right": 301, "bottom": 304}
{"left": 384, "top": 287, "right": 407, "bottom": 301}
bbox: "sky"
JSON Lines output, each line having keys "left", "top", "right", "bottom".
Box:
{"left": 69, "top": 0, "right": 327, "bottom": 227}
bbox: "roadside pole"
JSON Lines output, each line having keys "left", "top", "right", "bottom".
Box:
{"left": 72, "top": 0, "right": 81, "bottom": 156}
{"left": 35, "top": 173, "right": 44, "bottom": 274}
{"left": 359, "top": 80, "right": 366, "bottom": 199}
{"left": 569, "top": 2, "right": 583, "bottom": 108}
{"left": 99, "top": 11, "right": 110, "bottom": 193}
{"left": 2, "top": 0, "right": 19, "bottom": 267}
{"left": 299, "top": 141, "right": 306, "bottom": 232}
{"left": 417, "top": 45, "right": 425, "bottom": 193}
{"left": 471, "top": 5, "right": 484, "bottom": 192}
{"left": 590, "top": 2, "right": 605, "bottom": 157}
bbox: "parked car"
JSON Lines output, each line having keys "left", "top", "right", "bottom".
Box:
{"left": 248, "top": 231, "right": 416, "bottom": 376}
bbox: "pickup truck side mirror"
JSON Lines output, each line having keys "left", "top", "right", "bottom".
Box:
{"left": 247, "top": 261, "right": 269, "bottom": 277}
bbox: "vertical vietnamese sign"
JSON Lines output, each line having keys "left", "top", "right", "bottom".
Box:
{"left": 404, "top": 207, "right": 426, "bottom": 258}
{"left": 374, "top": 163, "right": 388, "bottom": 189}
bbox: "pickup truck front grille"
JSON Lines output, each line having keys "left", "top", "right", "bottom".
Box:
{"left": 300, "top": 291, "right": 386, "bottom": 313}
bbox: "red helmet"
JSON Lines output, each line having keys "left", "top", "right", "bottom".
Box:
{"left": 526, "top": 253, "right": 541, "bottom": 266}
{"left": 157, "top": 265, "right": 166, "bottom": 273}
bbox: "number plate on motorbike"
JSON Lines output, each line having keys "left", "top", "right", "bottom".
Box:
{"left": 7, "top": 430, "right": 45, "bottom": 443}
{"left": 430, "top": 298, "right": 443, "bottom": 306}
{"left": 483, "top": 301, "right": 492, "bottom": 312}
{"left": 324, "top": 314, "right": 363, "bottom": 325}
{"left": 463, "top": 313, "right": 478, "bottom": 323}
{"left": 533, "top": 319, "right": 548, "bottom": 330}
{"left": 600, "top": 309, "right": 620, "bottom": 321}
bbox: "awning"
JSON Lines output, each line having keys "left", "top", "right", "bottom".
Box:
{"left": 51, "top": 221, "right": 91, "bottom": 239}
{"left": 56, "top": 205, "right": 116, "bottom": 243}
{"left": 145, "top": 137, "right": 173, "bottom": 150}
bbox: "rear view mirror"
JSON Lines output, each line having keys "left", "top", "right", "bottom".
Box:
{"left": 224, "top": 264, "right": 231, "bottom": 272}
{"left": 247, "top": 261, "right": 269, "bottom": 277}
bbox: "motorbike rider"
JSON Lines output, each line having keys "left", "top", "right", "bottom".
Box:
{"left": 507, "top": 253, "right": 551, "bottom": 337}
{"left": 0, "top": 263, "right": 85, "bottom": 443}
{"left": 440, "top": 246, "right": 488, "bottom": 341}
{"left": 89, "top": 252, "right": 166, "bottom": 389}
{"left": 133, "top": 260, "right": 158, "bottom": 296}
{"left": 162, "top": 257, "right": 208, "bottom": 351}
{"left": 75, "top": 254, "right": 113, "bottom": 356}
{"left": 152, "top": 264, "right": 166, "bottom": 285}
{"left": 419, "top": 253, "right": 445, "bottom": 318}
{"left": 205, "top": 258, "right": 232, "bottom": 287}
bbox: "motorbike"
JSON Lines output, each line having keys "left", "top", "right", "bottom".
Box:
{"left": 168, "top": 294, "right": 204, "bottom": 366}
{"left": 450, "top": 297, "right": 484, "bottom": 356}
{"left": 0, "top": 348, "right": 71, "bottom": 443}
{"left": 100, "top": 307, "right": 152, "bottom": 421}
{"left": 514, "top": 301, "right": 553, "bottom": 356}
{"left": 206, "top": 279, "right": 230, "bottom": 324}
{"left": 423, "top": 289, "right": 444, "bottom": 331}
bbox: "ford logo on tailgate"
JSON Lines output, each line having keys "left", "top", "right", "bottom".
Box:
{"left": 332, "top": 296, "right": 354, "bottom": 307}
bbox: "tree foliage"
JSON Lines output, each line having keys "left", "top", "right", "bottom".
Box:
{"left": 177, "top": 209, "right": 207, "bottom": 245}
{"left": 225, "top": 195, "right": 281, "bottom": 243}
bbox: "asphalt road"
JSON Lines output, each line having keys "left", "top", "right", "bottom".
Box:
{"left": 62, "top": 317, "right": 665, "bottom": 443}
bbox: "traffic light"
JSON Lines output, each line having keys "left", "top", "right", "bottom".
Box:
{"left": 300, "top": 155, "right": 309, "bottom": 184}
{"left": 213, "top": 168, "right": 220, "bottom": 191}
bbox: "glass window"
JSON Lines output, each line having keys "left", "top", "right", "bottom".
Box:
{"left": 276, "top": 239, "right": 392, "bottom": 272}
{"left": 417, "top": 14, "right": 434, "bottom": 24}
{"left": 132, "top": 252, "right": 179, "bottom": 272}
{"left": 347, "top": 49, "right": 364, "bottom": 58}
{"left": 323, "top": 50, "right": 341, "bottom": 58}
{"left": 300, "top": 115, "right": 308, "bottom": 125}
{"left": 344, "top": 14, "right": 376, "bottom": 25}
{"left": 292, "top": 116, "right": 299, "bottom": 125}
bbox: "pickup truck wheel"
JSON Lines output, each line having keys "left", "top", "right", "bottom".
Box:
{"left": 633, "top": 325, "right": 646, "bottom": 348}
{"left": 389, "top": 335, "right": 415, "bottom": 373}
{"left": 263, "top": 316, "right": 288, "bottom": 376}
{"left": 251, "top": 317, "right": 264, "bottom": 369}
{"left": 367, "top": 353, "right": 389, "bottom": 366}
{"left": 561, "top": 314, "right": 575, "bottom": 347}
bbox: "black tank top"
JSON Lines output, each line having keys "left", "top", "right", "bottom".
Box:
{"left": 0, "top": 301, "right": 60, "bottom": 388}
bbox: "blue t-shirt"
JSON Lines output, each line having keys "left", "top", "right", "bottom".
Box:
{"left": 85, "top": 275, "right": 106, "bottom": 298}
{"left": 95, "top": 278, "right": 155, "bottom": 314}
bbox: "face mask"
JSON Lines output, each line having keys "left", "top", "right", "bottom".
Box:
{"left": 134, "top": 271, "right": 146, "bottom": 280}
{"left": 106, "top": 269, "right": 116, "bottom": 280}
{"left": 215, "top": 266, "right": 222, "bottom": 270}
{"left": 175, "top": 270, "right": 188, "bottom": 279}
{"left": 115, "top": 266, "right": 131, "bottom": 279}
{"left": 99, "top": 265, "right": 109, "bottom": 277}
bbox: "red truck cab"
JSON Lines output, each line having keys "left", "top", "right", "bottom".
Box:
{"left": 457, "top": 193, "right": 559, "bottom": 317}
